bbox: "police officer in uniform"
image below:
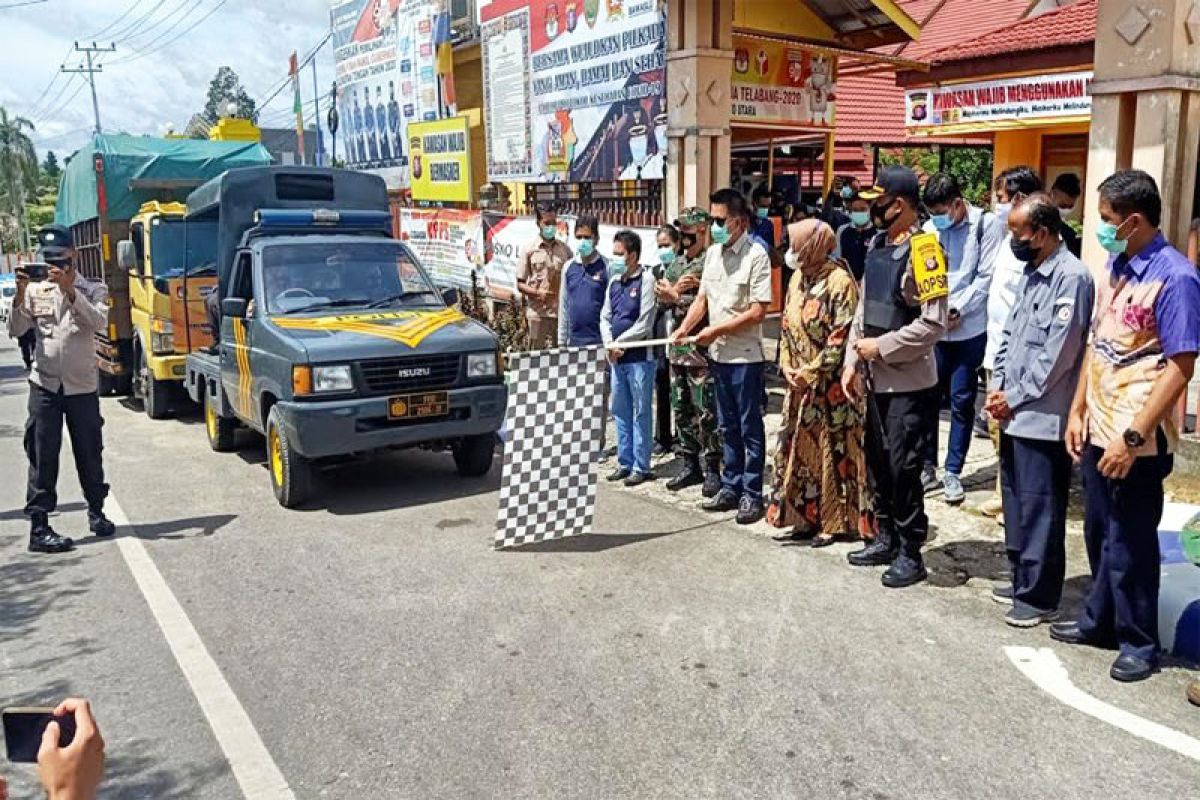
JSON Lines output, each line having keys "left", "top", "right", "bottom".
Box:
{"left": 841, "top": 166, "right": 949, "bottom": 588}
{"left": 656, "top": 207, "right": 721, "bottom": 496}
{"left": 8, "top": 225, "right": 116, "bottom": 553}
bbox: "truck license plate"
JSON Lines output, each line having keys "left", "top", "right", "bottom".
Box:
{"left": 388, "top": 391, "right": 449, "bottom": 420}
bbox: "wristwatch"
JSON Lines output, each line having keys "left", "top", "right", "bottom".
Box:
{"left": 1122, "top": 428, "right": 1146, "bottom": 449}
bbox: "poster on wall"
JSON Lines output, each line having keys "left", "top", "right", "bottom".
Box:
{"left": 409, "top": 115, "right": 473, "bottom": 203}
{"left": 905, "top": 71, "right": 1093, "bottom": 129}
{"left": 398, "top": 208, "right": 484, "bottom": 290}
{"left": 478, "top": 0, "right": 667, "bottom": 183}
{"left": 730, "top": 36, "right": 837, "bottom": 128}
{"left": 330, "top": 0, "right": 441, "bottom": 189}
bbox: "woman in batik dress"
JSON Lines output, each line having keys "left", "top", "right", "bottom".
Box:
{"left": 768, "top": 219, "right": 870, "bottom": 546}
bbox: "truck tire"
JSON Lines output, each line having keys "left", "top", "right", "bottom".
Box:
{"left": 453, "top": 434, "right": 495, "bottom": 477}
{"left": 204, "top": 391, "right": 237, "bottom": 452}
{"left": 266, "top": 406, "right": 311, "bottom": 508}
{"left": 143, "top": 370, "right": 172, "bottom": 420}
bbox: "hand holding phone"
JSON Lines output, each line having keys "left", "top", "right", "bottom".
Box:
{"left": 2, "top": 707, "right": 76, "bottom": 763}
{"left": 35, "top": 699, "right": 104, "bottom": 800}
{"left": 21, "top": 262, "right": 49, "bottom": 282}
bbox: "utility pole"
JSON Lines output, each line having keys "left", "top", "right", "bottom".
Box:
{"left": 62, "top": 41, "right": 116, "bottom": 134}
{"left": 311, "top": 59, "right": 323, "bottom": 166}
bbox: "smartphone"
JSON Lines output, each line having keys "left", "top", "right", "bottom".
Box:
{"left": 20, "top": 262, "right": 49, "bottom": 281}
{"left": 2, "top": 707, "right": 76, "bottom": 763}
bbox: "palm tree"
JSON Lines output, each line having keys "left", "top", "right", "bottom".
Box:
{"left": 0, "top": 106, "right": 39, "bottom": 254}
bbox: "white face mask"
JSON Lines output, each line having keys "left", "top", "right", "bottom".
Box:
{"left": 654, "top": 125, "right": 667, "bottom": 154}
{"left": 993, "top": 201, "right": 1012, "bottom": 218}
{"left": 1058, "top": 206, "right": 1075, "bottom": 219}
{"left": 628, "top": 135, "right": 647, "bottom": 163}
{"left": 784, "top": 250, "right": 800, "bottom": 270}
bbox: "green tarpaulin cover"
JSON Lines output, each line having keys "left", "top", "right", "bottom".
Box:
{"left": 55, "top": 133, "right": 272, "bottom": 227}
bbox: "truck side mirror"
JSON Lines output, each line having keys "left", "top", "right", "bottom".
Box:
{"left": 221, "top": 297, "right": 248, "bottom": 318}
{"left": 441, "top": 287, "right": 460, "bottom": 307}
{"left": 117, "top": 240, "right": 137, "bottom": 271}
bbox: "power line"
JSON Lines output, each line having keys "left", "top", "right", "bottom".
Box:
{"left": 0, "top": 0, "right": 49, "bottom": 9}
{"left": 107, "top": 0, "right": 229, "bottom": 65}
{"left": 35, "top": 80, "right": 87, "bottom": 129}
{"left": 31, "top": 72, "right": 81, "bottom": 124}
{"left": 108, "top": 0, "right": 170, "bottom": 42}
{"left": 25, "top": 46, "right": 76, "bottom": 121}
{"left": 87, "top": 0, "right": 145, "bottom": 39}
{"left": 119, "top": 0, "right": 200, "bottom": 49}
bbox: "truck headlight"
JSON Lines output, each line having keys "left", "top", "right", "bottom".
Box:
{"left": 150, "top": 316, "right": 174, "bottom": 354}
{"left": 467, "top": 351, "right": 498, "bottom": 378}
{"left": 313, "top": 365, "right": 354, "bottom": 392}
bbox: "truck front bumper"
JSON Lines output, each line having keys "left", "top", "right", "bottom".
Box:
{"left": 274, "top": 384, "right": 507, "bottom": 459}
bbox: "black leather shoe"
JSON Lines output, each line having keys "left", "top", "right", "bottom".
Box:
{"left": 89, "top": 511, "right": 116, "bottom": 538}
{"left": 606, "top": 467, "right": 632, "bottom": 482}
{"left": 624, "top": 472, "right": 656, "bottom": 488}
{"left": 1048, "top": 621, "right": 1105, "bottom": 647}
{"left": 702, "top": 488, "right": 739, "bottom": 512}
{"left": 1110, "top": 653, "right": 1157, "bottom": 683}
{"left": 882, "top": 554, "right": 928, "bottom": 588}
{"left": 29, "top": 527, "right": 75, "bottom": 554}
{"left": 735, "top": 496, "right": 765, "bottom": 525}
{"left": 666, "top": 459, "right": 703, "bottom": 492}
{"left": 847, "top": 539, "right": 897, "bottom": 567}
{"left": 811, "top": 535, "right": 837, "bottom": 549}
{"left": 701, "top": 470, "right": 722, "bottom": 498}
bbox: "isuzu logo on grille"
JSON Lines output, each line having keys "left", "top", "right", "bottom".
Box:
{"left": 397, "top": 367, "right": 432, "bottom": 378}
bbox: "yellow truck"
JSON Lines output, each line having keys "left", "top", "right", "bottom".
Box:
{"left": 117, "top": 201, "right": 220, "bottom": 418}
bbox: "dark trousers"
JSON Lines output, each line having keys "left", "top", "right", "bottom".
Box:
{"left": 654, "top": 358, "right": 673, "bottom": 448}
{"left": 24, "top": 383, "right": 109, "bottom": 518}
{"left": 865, "top": 388, "right": 936, "bottom": 556}
{"left": 1078, "top": 441, "right": 1171, "bottom": 662}
{"left": 1000, "top": 433, "right": 1070, "bottom": 614}
{"left": 924, "top": 333, "right": 986, "bottom": 475}
{"left": 711, "top": 361, "right": 765, "bottom": 500}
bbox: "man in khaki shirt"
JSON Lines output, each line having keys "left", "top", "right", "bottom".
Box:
{"left": 516, "top": 203, "right": 572, "bottom": 349}
{"left": 8, "top": 225, "right": 116, "bottom": 553}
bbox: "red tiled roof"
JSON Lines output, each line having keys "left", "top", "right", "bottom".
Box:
{"left": 932, "top": 0, "right": 1096, "bottom": 64}
{"left": 834, "top": 0, "right": 1032, "bottom": 145}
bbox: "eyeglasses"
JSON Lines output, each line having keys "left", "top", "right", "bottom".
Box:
{"left": 710, "top": 216, "right": 727, "bottom": 226}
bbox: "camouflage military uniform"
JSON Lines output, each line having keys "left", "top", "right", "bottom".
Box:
{"left": 664, "top": 250, "right": 721, "bottom": 464}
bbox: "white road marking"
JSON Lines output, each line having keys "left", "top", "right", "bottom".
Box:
{"left": 107, "top": 498, "right": 297, "bottom": 799}
{"left": 1006, "top": 646, "right": 1200, "bottom": 763}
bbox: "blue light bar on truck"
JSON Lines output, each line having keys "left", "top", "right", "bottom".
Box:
{"left": 253, "top": 209, "right": 393, "bottom": 232}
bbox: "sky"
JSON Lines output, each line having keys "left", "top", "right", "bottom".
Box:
{"left": 0, "top": 0, "right": 338, "bottom": 159}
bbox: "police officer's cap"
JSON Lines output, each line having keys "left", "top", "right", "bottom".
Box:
{"left": 675, "top": 207, "right": 711, "bottom": 227}
{"left": 36, "top": 224, "right": 74, "bottom": 262}
{"left": 859, "top": 166, "right": 921, "bottom": 206}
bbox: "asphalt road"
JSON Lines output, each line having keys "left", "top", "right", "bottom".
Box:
{"left": 0, "top": 337, "right": 1197, "bottom": 799}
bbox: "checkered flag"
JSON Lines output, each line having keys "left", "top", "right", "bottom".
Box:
{"left": 495, "top": 345, "right": 607, "bottom": 549}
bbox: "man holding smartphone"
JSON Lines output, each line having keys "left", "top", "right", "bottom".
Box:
{"left": 8, "top": 225, "right": 115, "bottom": 554}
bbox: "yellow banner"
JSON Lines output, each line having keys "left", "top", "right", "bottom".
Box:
{"left": 409, "top": 116, "right": 473, "bottom": 204}
{"left": 731, "top": 36, "right": 837, "bottom": 129}
{"left": 271, "top": 308, "right": 467, "bottom": 348}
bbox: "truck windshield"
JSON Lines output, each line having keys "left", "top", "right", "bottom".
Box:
{"left": 261, "top": 241, "right": 440, "bottom": 315}
{"left": 148, "top": 219, "right": 219, "bottom": 277}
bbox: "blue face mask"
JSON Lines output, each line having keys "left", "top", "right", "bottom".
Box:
{"left": 576, "top": 238, "right": 595, "bottom": 259}
{"left": 1097, "top": 220, "right": 1130, "bottom": 254}
{"left": 657, "top": 247, "right": 676, "bottom": 265}
{"left": 609, "top": 254, "right": 627, "bottom": 276}
{"left": 849, "top": 210, "right": 871, "bottom": 228}
{"left": 755, "top": 207, "right": 769, "bottom": 220}
{"left": 930, "top": 213, "right": 953, "bottom": 231}
{"left": 711, "top": 222, "right": 731, "bottom": 245}
{"left": 541, "top": 224, "right": 557, "bottom": 241}
{"left": 841, "top": 186, "right": 855, "bottom": 200}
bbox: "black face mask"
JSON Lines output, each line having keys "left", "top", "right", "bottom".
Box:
{"left": 1009, "top": 233, "right": 1040, "bottom": 263}
{"left": 681, "top": 233, "right": 698, "bottom": 249}
{"left": 870, "top": 197, "right": 898, "bottom": 229}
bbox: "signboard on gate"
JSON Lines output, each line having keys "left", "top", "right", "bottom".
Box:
{"left": 730, "top": 35, "right": 837, "bottom": 129}
{"left": 478, "top": 0, "right": 667, "bottom": 183}
{"left": 905, "top": 71, "right": 1093, "bottom": 130}
{"left": 409, "top": 116, "right": 473, "bottom": 203}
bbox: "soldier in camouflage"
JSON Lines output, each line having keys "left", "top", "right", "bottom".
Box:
{"left": 655, "top": 208, "right": 721, "bottom": 496}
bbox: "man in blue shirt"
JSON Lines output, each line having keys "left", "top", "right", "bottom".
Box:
{"left": 920, "top": 173, "right": 1006, "bottom": 503}
{"left": 750, "top": 186, "right": 776, "bottom": 248}
{"left": 557, "top": 215, "right": 608, "bottom": 347}
{"left": 985, "top": 193, "right": 1094, "bottom": 628}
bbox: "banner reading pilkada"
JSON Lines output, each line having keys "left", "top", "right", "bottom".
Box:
{"left": 478, "top": 0, "right": 667, "bottom": 183}
{"left": 730, "top": 35, "right": 837, "bottom": 129}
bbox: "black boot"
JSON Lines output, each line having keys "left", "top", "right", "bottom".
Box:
{"left": 88, "top": 509, "right": 116, "bottom": 538}
{"left": 847, "top": 532, "right": 897, "bottom": 567}
{"left": 666, "top": 457, "right": 703, "bottom": 492}
{"left": 882, "top": 552, "right": 928, "bottom": 588}
{"left": 701, "top": 458, "right": 722, "bottom": 498}
{"left": 29, "top": 513, "right": 74, "bottom": 554}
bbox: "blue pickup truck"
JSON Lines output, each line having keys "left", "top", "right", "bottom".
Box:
{"left": 184, "top": 166, "right": 506, "bottom": 507}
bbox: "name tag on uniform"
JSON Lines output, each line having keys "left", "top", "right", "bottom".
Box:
{"left": 29, "top": 284, "right": 56, "bottom": 317}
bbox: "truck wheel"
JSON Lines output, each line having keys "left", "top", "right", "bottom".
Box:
{"left": 142, "top": 369, "right": 172, "bottom": 420}
{"left": 452, "top": 434, "right": 495, "bottom": 477}
{"left": 204, "top": 391, "right": 237, "bottom": 452}
{"left": 267, "top": 406, "right": 311, "bottom": 508}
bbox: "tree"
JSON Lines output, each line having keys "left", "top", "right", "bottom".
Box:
{"left": 41, "top": 150, "right": 60, "bottom": 180}
{"left": 0, "top": 106, "right": 39, "bottom": 254}
{"left": 944, "top": 147, "right": 993, "bottom": 206}
{"left": 201, "top": 66, "right": 257, "bottom": 127}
